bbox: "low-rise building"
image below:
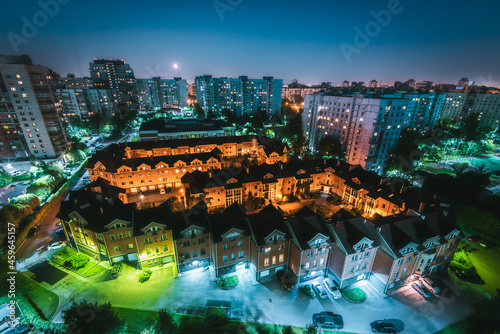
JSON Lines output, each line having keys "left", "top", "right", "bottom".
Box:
{"left": 247, "top": 204, "right": 291, "bottom": 282}
{"left": 286, "top": 207, "right": 332, "bottom": 283}
{"left": 139, "top": 118, "right": 236, "bottom": 141}
{"left": 208, "top": 203, "right": 251, "bottom": 276}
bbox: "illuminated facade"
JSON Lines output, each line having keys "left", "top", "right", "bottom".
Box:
{"left": 87, "top": 136, "right": 289, "bottom": 195}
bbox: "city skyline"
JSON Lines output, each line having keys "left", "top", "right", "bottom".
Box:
{"left": 2, "top": 0, "right": 500, "bottom": 86}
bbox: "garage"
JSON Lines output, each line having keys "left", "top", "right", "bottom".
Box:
{"left": 148, "top": 185, "right": 155, "bottom": 190}
{"left": 130, "top": 188, "right": 138, "bottom": 193}
{"left": 112, "top": 256, "right": 124, "bottom": 263}
{"left": 127, "top": 253, "right": 138, "bottom": 262}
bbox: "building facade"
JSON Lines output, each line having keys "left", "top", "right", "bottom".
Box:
{"left": 89, "top": 58, "right": 138, "bottom": 109}
{"left": 139, "top": 118, "right": 236, "bottom": 141}
{"left": 195, "top": 75, "right": 282, "bottom": 116}
{"left": 0, "top": 54, "right": 68, "bottom": 158}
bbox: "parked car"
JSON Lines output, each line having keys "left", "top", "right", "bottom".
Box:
{"left": 419, "top": 276, "right": 440, "bottom": 294}
{"left": 312, "top": 312, "right": 344, "bottom": 329}
{"left": 322, "top": 278, "right": 342, "bottom": 299}
{"left": 276, "top": 270, "right": 295, "bottom": 291}
{"left": 48, "top": 241, "right": 66, "bottom": 250}
{"left": 412, "top": 281, "right": 431, "bottom": 298}
{"left": 159, "top": 188, "right": 166, "bottom": 194}
{"left": 467, "top": 235, "right": 481, "bottom": 242}
{"left": 370, "top": 320, "right": 397, "bottom": 333}
{"left": 56, "top": 228, "right": 65, "bottom": 235}
{"left": 479, "top": 241, "right": 495, "bottom": 249}
{"left": 111, "top": 262, "right": 123, "bottom": 279}
{"left": 312, "top": 281, "right": 328, "bottom": 299}
{"left": 27, "top": 226, "right": 39, "bottom": 238}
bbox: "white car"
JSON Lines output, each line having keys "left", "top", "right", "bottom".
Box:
{"left": 48, "top": 241, "right": 66, "bottom": 250}
{"left": 312, "top": 281, "right": 328, "bottom": 298}
{"left": 323, "top": 278, "right": 342, "bottom": 299}
{"left": 412, "top": 281, "right": 431, "bottom": 298}
{"left": 419, "top": 276, "right": 440, "bottom": 294}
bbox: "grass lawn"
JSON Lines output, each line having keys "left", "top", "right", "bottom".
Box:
{"left": 74, "top": 259, "right": 97, "bottom": 275}
{"left": 342, "top": 287, "right": 366, "bottom": 303}
{"left": 82, "top": 263, "right": 107, "bottom": 277}
{"left": 434, "top": 315, "right": 473, "bottom": 334}
{"left": 51, "top": 247, "right": 77, "bottom": 266}
{"left": 113, "top": 307, "right": 353, "bottom": 334}
{"left": 17, "top": 273, "right": 59, "bottom": 320}
{"left": 113, "top": 307, "right": 157, "bottom": 333}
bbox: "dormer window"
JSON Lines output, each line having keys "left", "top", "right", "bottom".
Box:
{"left": 111, "top": 223, "right": 126, "bottom": 229}
{"left": 147, "top": 226, "right": 161, "bottom": 233}
{"left": 226, "top": 232, "right": 240, "bottom": 240}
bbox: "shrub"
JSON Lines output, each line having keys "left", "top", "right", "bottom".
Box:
{"left": 204, "top": 307, "right": 228, "bottom": 328}
{"left": 300, "top": 284, "right": 315, "bottom": 298}
{"left": 139, "top": 270, "right": 152, "bottom": 283}
{"left": 11, "top": 194, "right": 41, "bottom": 209}
{"left": 67, "top": 253, "right": 89, "bottom": 270}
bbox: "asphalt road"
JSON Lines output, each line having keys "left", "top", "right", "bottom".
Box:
{"left": 15, "top": 196, "right": 65, "bottom": 262}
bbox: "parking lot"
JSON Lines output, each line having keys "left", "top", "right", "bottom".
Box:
{"left": 44, "top": 259, "right": 484, "bottom": 333}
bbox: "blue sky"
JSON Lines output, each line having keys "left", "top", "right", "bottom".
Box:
{"left": 1, "top": 0, "right": 499, "bottom": 86}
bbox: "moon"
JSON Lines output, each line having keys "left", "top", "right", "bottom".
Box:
{"left": 173, "top": 63, "right": 178, "bottom": 69}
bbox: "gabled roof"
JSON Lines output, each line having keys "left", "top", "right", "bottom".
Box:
{"left": 331, "top": 217, "right": 380, "bottom": 254}
{"left": 89, "top": 148, "right": 222, "bottom": 173}
{"left": 286, "top": 206, "right": 330, "bottom": 250}
{"left": 208, "top": 202, "right": 249, "bottom": 243}
{"left": 247, "top": 204, "right": 289, "bottom": 247}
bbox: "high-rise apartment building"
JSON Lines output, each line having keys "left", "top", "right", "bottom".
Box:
{"left": 471, "top": 93, "right": 500, "bottom": 129}
{"left": 0, "top": 54, "right": 68, "bottom": 158}
{"left": 195, "top": 75, "right": 282, "bottom": 116}
{"left": 59, "top": 74, "right": 92, "bottom": 89}
{"left": 58, "top": 88, "right": 116, "bottom": 120}
{"left": 89, "top": 58, "right": 138, "bottom": 109}
{"left": 303, "top": 93, "right": 409, "bottom": 172}
{"left": 137, "top": 77, "right": 188, "bottom": 110}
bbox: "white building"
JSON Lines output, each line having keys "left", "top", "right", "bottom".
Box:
{"left": 0, "top": 54, "right": 68, "bottom": 158}
{"left": 303, "top": 93, "right": 409, "bottom": 172}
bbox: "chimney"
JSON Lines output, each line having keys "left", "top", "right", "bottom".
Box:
{"left": 208, "top": 169, "right": 212, "bottom": 178}
{"left": 100, "top": 207, "right": 104, "bottom": 214}
{"left": 419, "top": 202, "right": 425, "bottom": 212}
{"left": 245, "top": 166, "right": 249, "bottom": 174}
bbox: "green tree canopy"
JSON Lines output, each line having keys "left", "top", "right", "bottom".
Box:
{"left": 316, "top": 135, "right": 345, "bottom": 159}
{"left": 62, "top": 301, "right": 126, "bottom": 334}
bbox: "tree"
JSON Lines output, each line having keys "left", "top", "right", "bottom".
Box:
{"left": 193, "top": 103, "right": 204, "bottom": 118}
{"left": 461, "top": 112, "right": 480, "bottom": 141}
{"left": 303, "top": 324, "right": 317, "bottom": 334}
{"left": 387, "top": 130, "right": 421, "bottom": 172}
{"left": 0, "top": 166, "right": 12, "bottom": 187}
{"left": 281, "top": 326, "right": 294, "bottom": 334}
{"left": 316, "top": 135, "right": 345, "bottom": 159}
{"left": 62, "top": 301, "right": 126, "bottom": 334}
{"left": 154, "top": 308, "right": 178, "bottom": 334}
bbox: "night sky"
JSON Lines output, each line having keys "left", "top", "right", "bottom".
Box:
{"left": 2, "top": 0, "right": 500, "bottom": 86}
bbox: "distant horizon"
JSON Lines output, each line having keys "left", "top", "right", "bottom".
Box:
{"left": 9, "top": 53, "right": 488, "bottom": 88}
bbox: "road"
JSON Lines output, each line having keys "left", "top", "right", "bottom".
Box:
{"left": 15, "top": 169, "right": 88, "bottom": 262}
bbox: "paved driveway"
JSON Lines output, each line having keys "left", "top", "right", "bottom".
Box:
{"left": 47, "top": 263, "right": 484, "bottom": 333}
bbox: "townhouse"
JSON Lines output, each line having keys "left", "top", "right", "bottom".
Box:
{"left": 58, "top": 172, "right": 461, "bottom": 293}
{"left": 181, "top": 159, "right": 408, "bottom": 216}
{"left": 370, "top": 207, "right": 461, "bottom": 292}
{"left": 86, "top": 135, "right": 289, "bottom": 198}
{"left": 326, "top": 210, "right": 380, "bottom": 288}
{"left": 286, "top": 207, "right": 332, "bottom": 283}
{"left": 57, "top": 190, "right": 177, "bottom": 273}
{"left": 169, "top": 202, "right": 212, "bottom": 273}
{"left": 208, "top": 203, "right": 252, "bottom": 276}
{"left": 247, "top": 205, "right": 291, "bottom": 282}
